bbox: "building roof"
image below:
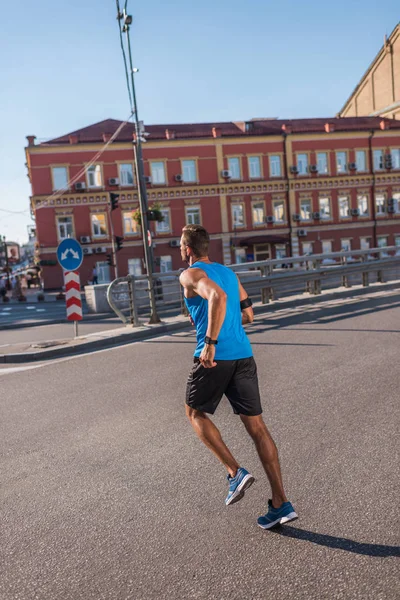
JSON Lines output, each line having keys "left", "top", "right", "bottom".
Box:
{"left": 338, "top": 22, "right": 400, "bottom": 116}
{"left": 40, "top": 115, "right": 400, "bottom": 146}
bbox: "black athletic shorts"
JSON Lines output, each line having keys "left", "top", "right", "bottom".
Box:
{"left": 186, "top": 356, "right": 262, "bottom": 416}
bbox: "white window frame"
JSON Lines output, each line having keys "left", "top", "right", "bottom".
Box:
{"left": 300, "top": 199, "right": 312, "bottom": 221}
{"left": 232, "top": 203, "right": 245, "bottom": 227}
{"left": 228, "top": 157, "right": 241, "bottom": 180}
{"left": 57, "top": 216, "right": 73, "bottom": 240}
{"left": 160, "top": 255, "right": 173, "bottom": 273}
{"left": 316, "top": 152, "right": 328, "bottom": 175}
{"left": 269, "top": 155, "right": 281, "bottom": 177}
{"left": 357, "top": 194, "right": 369, "bottom": 216}
{"left": 150, "top": 161, "right": 166, "bottom": 185}
{"left": 128, "top": 258, "right": 143, "bottom": 276}
{"left": 297, "top": 153, "right": 308, "bottom": 176}
{"left": 91, "top": 213, "right": 108, "bottom": 238}
{"left": 273, "top": 200, "right": 285, "bottom": 223}
{"left": 234, "top": 248, "right": 247, "bottom": 264}
{"left": 394, "top": 235, "right": 400, "bottom": 255}
{"left": 341, "top": 238, "right": 351, "bottom": 252}
{"left": 87, "top": 164, "right": 102, "bottom": 188}
{"left": 248, "top": 156, "right": 261, "bottom": 179}
{"left": 119, "top": 163, "right": 134, "bottom": 186}
{"left": 360, "top": 237, "right": 370, "bottom": 251}
{"left": 302, "top": 242, "right": 313, "bottom": 255}
{"left": 338, "top": 195, "right": 350, "bottom": 218}
{"left": 123, "top": 211, "right": 139, "bottom": 235}
{"left": 182, "top": 160, "right": 197, "bottom": 183}
{"left": 319, "top": 196, "right": 331, "bottom": 219}
{"left": 336, "top": 152, "right": 347, "bottom": 174}
{"left": 52, "top": 166, "right": 68, "bottom": 191}
{"left": 356, "top": 150, "right": 366, "bottom": 172}
{"left": 392, "top": 149, "right": 400, "bottom": 170}
{"left": 185, "top": 206, "right": 201, "bottom": 225}
{"left": 322, "top": 240, "right": 332, "bottom": 254}
{"left": 252, "top": 201, "right": 265, "bottom": 226}
{"left": 392, "top": 192, "right": 400, "bottom": 214}
{"left": 375, "top": 193, "right": 386, "bottom": 214}
{"left": 155, "top": 209, "right": 171, "bottom": 233}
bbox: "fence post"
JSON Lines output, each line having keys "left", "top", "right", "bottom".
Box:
{"left": 361, "top": 255, "right": 369, "bottom": 287}
{"left": 128, "top": 276, "right": 140, "bottom": 326}
{"left": 313, "top": 259, "right": 322, "bottom": 295}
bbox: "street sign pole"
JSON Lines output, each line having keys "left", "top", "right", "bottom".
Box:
{"left": 57, "top": 239, "right": 84, "bottom": 338}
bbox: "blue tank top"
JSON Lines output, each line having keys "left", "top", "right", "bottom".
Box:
{"left": 184, "top": 262, "right": 253, "bottom": 360}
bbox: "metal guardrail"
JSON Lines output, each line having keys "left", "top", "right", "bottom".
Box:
{"left": 107, "top": 246, "right": 400, "bottom": 324}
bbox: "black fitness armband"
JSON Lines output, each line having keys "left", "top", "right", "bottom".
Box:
{"left": 204, "top": 336, "right": 218, "bottom": 345}
{"left": 240, "top": 297, "right": 253, "bottom": 310}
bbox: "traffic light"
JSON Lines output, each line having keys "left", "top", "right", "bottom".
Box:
{"left": 115, "top": 236, "right": 124, "bottom": 252}
{"left": 147, "top": 210, "right": 157, "bottom": 220}
{"left": 106, "top": 254, "right": 113, "bottom": 266}
{"left": 110, "top": 193, "right": 120, "bottom": 211}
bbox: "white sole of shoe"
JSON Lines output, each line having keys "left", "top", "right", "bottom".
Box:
{"left": 257, "top": 511, "right": 298, "bottom": 530}
{"left": 225, "top": 474, "right": 255, "bottom": 506}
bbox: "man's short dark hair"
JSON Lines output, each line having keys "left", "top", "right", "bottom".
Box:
{"left": 182, "top": 224, "right": 210, "bottom": 257}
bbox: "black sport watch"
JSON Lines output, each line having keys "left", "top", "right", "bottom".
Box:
{"left": 204, "top": 336, "right": 218, "bottom": 345}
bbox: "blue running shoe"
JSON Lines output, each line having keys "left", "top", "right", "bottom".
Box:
{"left": 225, "top": 467, "right": 255, "bottom": 506}
{"left": 257, "top": 499, "right": 298, "bottom": 529}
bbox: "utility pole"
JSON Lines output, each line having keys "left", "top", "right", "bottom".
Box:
{"left": 108, "top": 193, "right": 119, "bottom": 279}
{"left": 117, "top": 6, "right": 160, "bottom": 324}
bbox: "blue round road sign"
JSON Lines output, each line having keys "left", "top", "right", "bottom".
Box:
{"left": 57, "top": 238, "right": 83, "bottom": 271}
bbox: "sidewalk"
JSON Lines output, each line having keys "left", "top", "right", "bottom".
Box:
{"left": 1, "top": 279, "right": 399, "bottom": 364}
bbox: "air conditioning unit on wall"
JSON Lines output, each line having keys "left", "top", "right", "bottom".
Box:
{"left": 108, "top": 177, "right": 119, "bottom": 186}
{"left": 265, "top": 215, "right": 275, "bottom": 224}
{"left": 313, "top": 211, "right": 321, "bottom": 220}
{"left": 94, "top": 247, "right": 107, "bottom": 254}
{"left": 169, "top": 239, "right": 180, "bottom": 247}
{"left": 293, "top": 214, "right": 301, "bottom": 221}
{"left": 297, "top": 229, "right": 307, "bottom": 237}
{"left": 174, "top": 174, "right": 183, "bottom": 182}
{"left": 75, "top": 182, "right": 86, "bottom": 190}
{"left": 309, "top": 165, "right": 318, "bottom": 173}
{"left": 83, "top": 247, "right": 93, "bottom": 255}
{"left": 80, "top": 236, "right": 91, "bottom": 244}
{"left": 221, "top": 170, "right": 231, "bottom": 178}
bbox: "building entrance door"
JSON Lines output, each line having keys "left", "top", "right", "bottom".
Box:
{"left": 254, "top": 243, "right": 270, "bottom": 261}
{"left": 97, "top": 261, "right": 111, "bottom": 284}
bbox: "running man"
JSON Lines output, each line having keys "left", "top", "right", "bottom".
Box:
{"left": 179, "top": 224, "right": 297, "bottom": 529}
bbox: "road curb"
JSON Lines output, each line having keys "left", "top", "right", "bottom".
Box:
{"left": 0, "top": 312, "right": 112, "bottom": 331}
{"left": 1, "top": 281, "right": 399, "bottom": 364}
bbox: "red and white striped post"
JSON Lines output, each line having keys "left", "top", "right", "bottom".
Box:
{"left": 64, "top": 270, "right": 82, "bottom": 337}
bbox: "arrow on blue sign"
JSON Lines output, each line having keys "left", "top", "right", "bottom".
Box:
{"left": 57, "top": 238, "right": 83, "bottom": 271}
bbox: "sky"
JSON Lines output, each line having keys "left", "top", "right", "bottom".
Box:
{"left": 0, "top": 0, "right": 398, "bottom": 244}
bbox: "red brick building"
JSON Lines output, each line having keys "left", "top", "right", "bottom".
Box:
{"left": 26, "top": 117, "right": 400, "bottom": 289}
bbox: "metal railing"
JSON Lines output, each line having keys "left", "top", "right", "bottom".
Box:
{"left": 107, "top": 246, "right": 400, "bottom": 325}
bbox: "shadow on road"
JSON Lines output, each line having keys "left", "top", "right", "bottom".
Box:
{"left": 270, "top": 525, "right": 400, "bottom": 557}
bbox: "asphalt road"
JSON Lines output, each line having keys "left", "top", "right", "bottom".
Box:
{"left": 1, "top": 291, "right": 399, "bottom": 599}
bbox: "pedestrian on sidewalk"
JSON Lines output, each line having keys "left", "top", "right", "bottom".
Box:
{"left": 179, "top": 224, "right": 297, "bottom": 529}
{"left": 92, "top": 266, "right": 98, "bottom": 285}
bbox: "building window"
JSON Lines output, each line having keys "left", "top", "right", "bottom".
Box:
{"left": 252, "top": 201, "right": 265, "bottom": 226}
{"left": 338, "top": 195, "right": 350, "bottom": 218}
{"left": 96, "top": 261, "right": 111, "bottom": 284}
{"left": 341, "top": 239, "right": 351, "bottom": 252}
{"left": 392, "top": 149, "right": 400, "bottom": 170}
{"left": 392, "top": 192, "right": 400, "bottom": 213}
{"left": 357, "top": 194, "right": 369, "bottom": 216}
{"left": 322, "top": 240, "right": 332, "bottom": 254}
{"left": 336, "top": 152, "right": 347, "bottom": 174}
{"left": 273, "top": 200, "right": 285, "bottom": 222}
{"left": 155, "top": 209, "right": 171, "bottom": 232}
{"left": 377, "top": 237, "right": 388, "bottom": 254}
{"left": 160, "top": 255, "right": 173, "bottom": 273}
{"left": 269, "top": 155, "right": 281, "bottom": 177}
{"left": 356, "top": 150, "right": 366, "bottom": 172}
{"left": 275, "top": 244, "right": 287, "bottom": 261}
{"left": 123, "top": 211, "right": 139, "bottom": 235}
{"left": 319, "top": 196, "right": 331, "bottom": 219}
{"left": 234, "top": 248, "right": 247, "bottom": 264}
{"left": 87, "top": 165, "right": 102, "bottom": 188}
{"left": 316, "top": 153, "right": 328, "bottom": 174}
{"left": 297, "top": 153, "right": 308, "bottom": 175}
{"left": 52, "top": 167, "right": 68, "bottom": 191}
{"left": 373, "top": 150, "right": 383, "bottom": 171}
{"left": 186, "top": 206, "right": 201, "bottom": 225}
{"left": 128, "top": 258, "right": 142, "bottom": 276}
{"left": 119, "top": 163, "right": 134, "bottom": 186}
{"left": 228, "top": 157, "right": 241, "bottom": 180}
{"left": 394, "top": 235, "right": 400, "bottom": 254}
{"left": 91, "top": 213, "right": 107, "bottom": 237}
{"left": 300, "top": 199, "right": 312, "bottom": 220}
{"left": 248, "top": 156, "right": 261, "bottom": 179}
{"left": 182, "top": 160, "right": 197, "bottom": 183}
{"left": 360, "top": 237, "right": 370, "bottom": 251}
{"left": 150, "top": 161, "right": 166, "bottom": 185}
{"left": 302, "top": 242, "right": 313, "bottom": 255}
{"left": 57, "top": 216, "right": 73, "bottom": 240}
{"left": 375, "top": 193, "right": 386, "bottom": 214}
{"left": 232, "top": 203, "right": 245, "bottom": 227}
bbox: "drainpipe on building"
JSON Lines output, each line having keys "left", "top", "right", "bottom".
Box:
{"left": 282, "top": 132, "right": 293, "bottom": 257}
{"left": 368, "top": 130, "right": 377, "bottom": 248}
